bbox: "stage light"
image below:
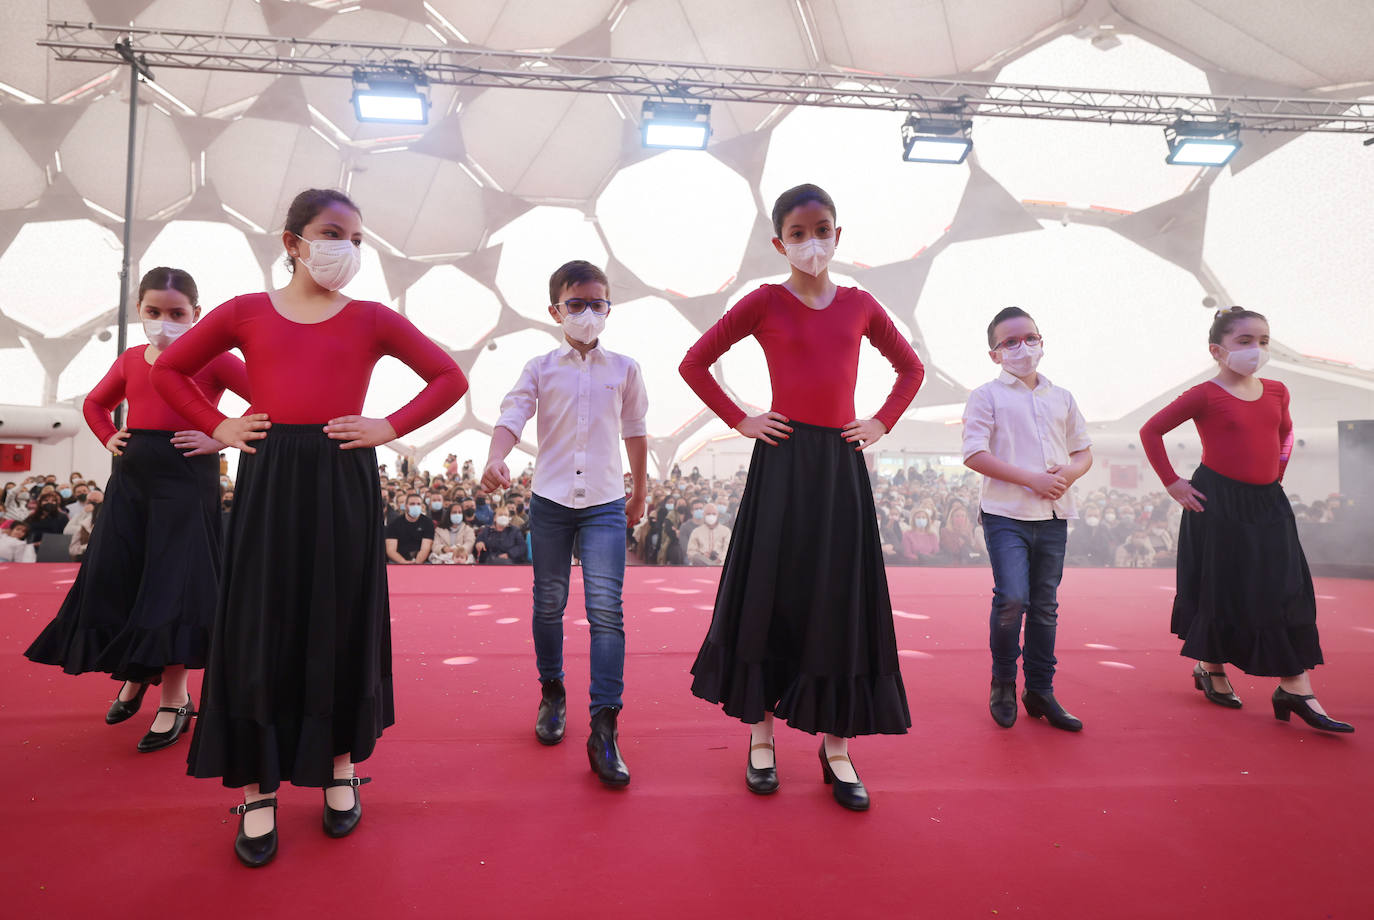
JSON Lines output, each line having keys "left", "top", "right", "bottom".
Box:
{"left": 1165, "top": 119, "right": 1241, "bottom": 166}
{"left": 900, "top": 115, "right": 972, "bottom": 164}
{"left": 352, "top": 65, "right": 430, "bottom": 125}
{"left": 641, "top": 101, "right": 711, "bottom": 150}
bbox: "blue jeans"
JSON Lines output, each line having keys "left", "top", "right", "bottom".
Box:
{"left": 529, "top": 494, "right": 627, "bottom": 714}
{"left": 983, "top": 513, "right": 1068, "bottom": 693}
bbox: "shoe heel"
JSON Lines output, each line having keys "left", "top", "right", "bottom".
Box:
{"left": 1273, "top": 701, "right": 1291, "bottom": 721}
{"left": 1193, "top": 674, "right": 1206, "bottom": 692}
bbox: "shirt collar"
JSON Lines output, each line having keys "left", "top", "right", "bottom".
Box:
{"left": 996, "top": 369, "right": 1052, "bottom": 390}
{"left": 557, "top": 339, "right": 603, "bottom": 362}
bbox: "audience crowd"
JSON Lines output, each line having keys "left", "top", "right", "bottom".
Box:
{"left": 2, "top": 454, "right": 1345, "bottom": 569}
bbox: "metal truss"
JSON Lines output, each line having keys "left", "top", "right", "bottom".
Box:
{"left": 41, "top": 21, "right": 1374, "bottom": 134}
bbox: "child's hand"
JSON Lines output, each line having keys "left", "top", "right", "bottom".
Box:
{"left": 325, "top": 416, "right": 397, "bottom": 450}
{"left": 735, "top": 412, "right": 792, "bottom": 446}
{"left": 212, "top": 414, "right": 271, "bottom": 454}
{"left": 1027, "top": 471, "right": 1069, "bottom": 500}
{"left": 481, "top": 459, "right": 511, "bottom": 492}
{"left": 105, "top": 428, "right": 130, "bottom": 456}
{"left": 842, "top": 418, "right": 887, "bottom": 451}
{"left": 1166, "top": 478, "right": 1207, "bottom": 512}
{"left": 172, "top": 429, "right": 226, "bottom": 457}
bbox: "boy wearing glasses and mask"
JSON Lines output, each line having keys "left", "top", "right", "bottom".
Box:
{"left": 482, "top": 260, "right": 648, "bottom": 788}
{"left": 962, "top": 307, "right": 1092, "bottom": 733}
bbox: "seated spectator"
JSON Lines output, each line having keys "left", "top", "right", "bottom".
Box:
{"left": 23, "top": 492, "right": 69, "bottom": 543}
{"left": 900, "top": 506, "right": 940, "bottom": 565}
{"left": 472, "top": 494, "right": 495, "bottom": 527}
{"left": 425, "top": 489, "right": 447, "bottom": 522}
{"left": 1066, "top": 507, "right": 1114, "bottom": 566}
{"left": 64, "top": 489, "right": 103, "bottom": 561}
{"left": 687, "top": 503, "right": 731, "bottom": 565}
{"left": 475, "top": 512, "right": 527, "bottom": 564}
{"left": 878, "top": 506, "right": 906, "bottom": 564}
{"left": 4, "top": 480, "right": 33, "bottom": 521}
{"left": 1143, "top": 508, "right": 1176, "bottom": 568}
{"left": 0, "top": 520, "right": 36, "bottom": 562}
{"left": 938, "top": 500, "right": 983, "bottom": 564}
{"left": 385, "top": 491, "right": 435, "bottom": 565}
{"left": 1114, "top": 524, "right": 1156, "bottom": 568}
{"left": 431, "top": 501, "right": 477, "bottom": 565}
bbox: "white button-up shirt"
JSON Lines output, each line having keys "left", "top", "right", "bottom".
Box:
{"left": 961, "top": 370, "right": 1092, "bottom": 521}
{"left": 495, "top": 341, "right": 649, "bottom": 510}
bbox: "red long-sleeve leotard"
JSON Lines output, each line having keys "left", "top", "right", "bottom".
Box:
{"left": 149, "top": 294, "right": 467, "bottom": 438}
{"left": 83, "top": 346, "right": 250, "bottom": 444}
{"left": 1139, "top": 379, "right": 1293, "bottom": 486}
{"left": 679, "top": 284, "right": 924, "bottom": 431}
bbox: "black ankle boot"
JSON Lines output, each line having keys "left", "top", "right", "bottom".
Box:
{"left": 587, "top": 706, "right": 630, "bottom": 787}
{"left": 1021, "top": 689, "right": 1083, "bottom": 732}
{"left": 535, "top": 678, "right": 567, "bottom": 745}
{"left": 989, "top": 679, "right": 1017, "bottom": 728}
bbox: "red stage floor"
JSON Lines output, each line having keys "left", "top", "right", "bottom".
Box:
{"left": 2, "top": 563, "right": 1370, "bottom": 919}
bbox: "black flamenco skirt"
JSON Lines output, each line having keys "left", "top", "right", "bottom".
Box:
{"left": 690, "top": 421, "right": 910, "bottom": 737}
{"left": 24, "top": 430, "right": 220, "bottom": 683}
{"left": 1171, "top": 464, "right": 1323, "bottom": 677}
{"left": 186, "top": 425, "right": 394, "bottom": 791}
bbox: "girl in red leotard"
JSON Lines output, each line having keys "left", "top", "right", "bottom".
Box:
{"left": 151, "top": 189, "right": 468, "bottom": 866}
{"left": 26, "top": 267, "right": 249, "bottom": 754}
{"left": 1140, "top": 307, "right": 1351, "bottom": 734}
{"left": 679, "top": 184, "right": 925, "bottom": 810}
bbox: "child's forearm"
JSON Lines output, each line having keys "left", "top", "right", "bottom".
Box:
{"left": 1062, "top": 448, "right": 1093, "bottom": 482}
{"left": 487, "top": 425, "right": 519, "bottom": 463}
{"left": 964, "top": 450, "right": 1034, "bottom": 488}
{"left": 625, "top": 435, "right": 648, "bottom": 494}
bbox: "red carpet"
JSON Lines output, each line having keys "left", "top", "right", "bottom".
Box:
{"left": 2, "top": 563, "right": 1370, "bottom": 919}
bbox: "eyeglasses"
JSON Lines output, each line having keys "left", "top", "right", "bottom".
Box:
{"left": 993, "top": 333, "right": 1043, "bottom": 351}
{"left": 554, "top": 298, "right": 612, "bottom": 316}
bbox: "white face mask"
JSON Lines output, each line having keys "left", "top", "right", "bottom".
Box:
{"left": 561, "top": 310, "right": 605, "bottom": 344}
{"left": 494, "top": 515, "right": 511, "bottom": 528}
{"left": 406, "top": 504, "right": 422, "bottom": 518}
{"left": 704, "top": 514, "right": 718, "bottom": 526}
{"left": 1084, "top": 517, "right": 1101, "bottom": 527}
{"left": 998, "top": 342, "right": 1043, "bottom": 377}
{"left": 914, "top": 517, "right": 929, "bottom": 528}
{"left": 296, "top": 234, "right": 361, "bottom": 291}
{"left": 1220, "top": 345, "right": 1268, "bottom": 376}
{"left": 782, "top": 237, "right": 835, "bottom": 276}
{"left": 142, "top": 318, "right": 192, "bottom": 350}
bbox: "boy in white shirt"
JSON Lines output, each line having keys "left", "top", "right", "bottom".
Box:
{"left": 482, "top": 260, "right": 648, "bottom": 787}
{"left": 962, "top": 307, "right": 1093, "bottom": 732}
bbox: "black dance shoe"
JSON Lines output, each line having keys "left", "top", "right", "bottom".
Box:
{"left": 1272, "top": 688, "right": 1354, "bottom": 734}
{"left": 1193, "top": 663, "right": 1242, "bottom": 709}
{"left": 587, "top": 706, "right": 630, "bottom": 788}
{"left": 105, "top": 682, "right": 149, "bottom": 725}
{"left": 322, "top": 776, "right": 373, "bottom": 838}
{"left": 1021, "top": 690, "right": 1083, "bottom": 732}
{"left": 232, "top": 798, "right": 278, "bottom": 868}
{"left": 745, "top": 739, "right": 778, "bottom": 795}
{"left": 817, "top": 742, "right": 869, "bottom": 812}
{"left": 990, "top": 679, "right": 1017, "bottom": 728}
{"left": 535, "top": 678, "right": 567, "bottom": 745}
{"left": 136, "top": 697, "right": 195, "bottom": 752}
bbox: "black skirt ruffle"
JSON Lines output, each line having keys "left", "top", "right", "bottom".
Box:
{"left": 690, "top": 421, "right": 910, "bottom": 736}
{"left": 24, "top": 430, "right": 221, "bottom": 682}
{"left": 1171, "top": 464, "right": 1323, "bottom": 677}
{"left": 186, "top": 425, "right": 394, "bottom": 791}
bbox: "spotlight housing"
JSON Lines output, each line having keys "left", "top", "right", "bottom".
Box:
{"left": 1165, "top": 118, "right": 1241, "bottom": 166}
{"left": 641, "top": 101, "right": 712, "bottom": 150}
{"left": 352, "top": 65, "right": 430, "bottom": 125}
{"left": 900, "top": 115, "right": 972, "bottom": 164}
